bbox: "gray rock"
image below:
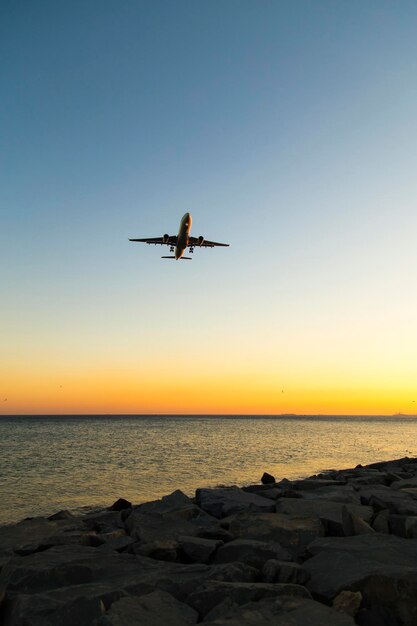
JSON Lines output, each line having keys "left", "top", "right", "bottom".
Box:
{"left": 82, "top": 510, "right": 125, "bottom": 533}
{"left": 178, "top": 535, "right": 223, "bottom": 564}
{"left": 304, "top": 534, "right": 417, "bottom": 626}
{"left": 226, "top": 512, "right": 324, "bottom": 557}
{"left": 186, "top": 580, "right": 311, "bottom": 618}
{"left": 213, "top": 539, "right": 292, "bottom": 569}
{"left": 2, "top": 593, "right": 106, "bottom": 626}
{"left": 195, "top": 487, "right": 275, "bottom": 518}
{"left": 341, "top": 507, "right": 375, "bottom": 536}
{"left": 202, "top": 595, "right": 356, "bottom": 625}
{"left": 130, "top": 538, "right": 180, "bottom": 561}
{"left": 97, "top": 535, "right": 135, "bottom": 553}
{"left": 275, "top": 499, "right": 372, "bottom": 535}
{"left": 390, "top": 475, "right": 417, "bottom": 490}
{"left": 359, "top": 486, "right": 417, "bottom": 515}
{"left": 261, "top": 472, "right": 275, "bottom": 484}
{"left": 283, "top": 479, "right": 345, "bottom": 491}
{"left": 95, "top": 590, "right": 197, "bottom": 626}
{"left": 262, "top": 559, "right": 310, "bottom": 585}
{"left": 295, "top": 485, "right": 361, "bottom": 504}
{"left": 0, "top": 516, "right": 85, "bottom": 559}
{"left": 371, "top": 510, "right": 390, "bottom": 533}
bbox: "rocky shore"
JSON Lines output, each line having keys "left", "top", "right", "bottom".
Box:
{"left": 1, "top": 457, "right": 417, "bottom": 625}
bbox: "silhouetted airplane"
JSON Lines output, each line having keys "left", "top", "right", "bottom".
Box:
{"left": 129, "top": 213, "right": 229, "bottom": 260}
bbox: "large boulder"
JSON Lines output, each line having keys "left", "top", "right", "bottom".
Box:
{"left": 294, "top": 485, "right": 361, "bottom": 504}
{"left": 95, "top": 589, "right": 198, "bottom": 625}
{"left": 195, "top": 488, "right": 275, "bottom": 519}
{"left": 304, "top": 534, "right": 417, "bottom": 626}
{"left": 213, "top": 539, "right": 292, "bottom": 570}
{"left": 201, "top": 595, "right": 356, "bottom": 625}
{"left": 275, "top": 500, "right": 372, "bottom": 535}
{"left": 186, "top": 580, "right": 311, "bottom": 618}
{"left": 225, "top": 512, "right": 324, "bottom": 557}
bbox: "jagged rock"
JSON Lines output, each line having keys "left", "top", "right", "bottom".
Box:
{"left": 282, "top": 479, "right": 345, "bottom": 491}
{"left": 196, "top": 527, "right": 235, "bottom": 543}
{"left": 82, "top": 510, "right": 125, "bottom": 533}
{"left": 359, "top": 486, "right": 417, "bottom": 515}
{"left": 47, "top": 510, "right": 75, "bottom": 521}
{"left": 295, "top": 485, "right": 361, "bottom": 504}
{"left": 95, "top": 590, "right": 198, "bottom": 625}
{"left": 389, "top": 514, "right": 417, "bottom": 538}
{"left": 108, "top": 498, "right": 132, "bottom": 511}
{"left": 186, "top": 580, "right": 311, "bottom": 618}
{"left": 2, "top": 593, "right": 106, "bottom": 626}
{"left": 13, "top": 529, "right": 100, "bottom": 555}
{"left": 390, "top": 475, "right": 417, "bottom": 489}
{"left": 225, "top": 511, "right": 324, "bottom": 556}
{"left": 304, "top": 534, "right": 417, "bottom": 626}
{"left": 342, "top": 507, "right": 375, "bottom": 536}
{"left": 0, "top": 516, "right": 85, "bottom": 560}
{"left": 178, "top": 536, "right": 223, "bottom": 564}
{"left": 262, "top": 559, "right": 310, "bottom": 584}
{"left": 195, "top": 487, "right": 275, "bottom": 518}
{"left": 202, "top": 596, "right": 356, "bottom": 625}
{"left": 212, "top": 539, "right": 292, "bottom": 569}
{"left": 261, "top": 472, "right": 275, "bottom": 484}
{"left": 371, "top": 510, "right": 390, "bottom": 533}
{"left": 130, "top": 539, "right": 180, "bottom": 561}
{"left": 333, "top": 590, "right": 362, "bottom": 616}
{"left": 97, "top": 535, "right": 135, "bottom": 553}
{"left": 276, "top": 499, "right": 372, "bottom": 535}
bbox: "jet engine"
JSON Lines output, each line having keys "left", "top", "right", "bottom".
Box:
{"left": 162, "top": 234, "right": 170, "bottom": 244}
{"left": 198, "top": 235, "right": 204, "bottom": 246}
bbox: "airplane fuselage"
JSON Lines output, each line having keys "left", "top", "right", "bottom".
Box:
{"left": 176, "top": 212, "right": 192, "bottom": 259}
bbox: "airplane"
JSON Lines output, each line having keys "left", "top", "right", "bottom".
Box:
{"left": 129, "top": 212, "right": 229, "bottom": 260}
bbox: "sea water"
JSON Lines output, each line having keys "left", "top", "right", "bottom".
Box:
{"left": 1, "top": 414, "right": 416, "bottom": 525}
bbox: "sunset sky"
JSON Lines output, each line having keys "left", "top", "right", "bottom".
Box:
{"left": 1, "top": 0, "right": 417, "bottom": 415}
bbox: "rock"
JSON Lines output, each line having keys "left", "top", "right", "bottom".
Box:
{"left": 97, "top": 535, "right": 135, "bottom": 553}
{"left": 178, "top": 536, "right": 223, "bottom": 564}
{"left": 186, "top": 580, "right": 311, "bottom": 618}
{"left": 389, "top": 514, "right": 417, "bottom": 538}
{"left": 108, "top": 498, "right": 132, "bottom": 511}
{"left": 304, "top": 534, "right": 417, "bottom": 626}
{"left": 202, "top": 596, "right": 356, "bottom": 625}
{"left": 13, "top": 529, "right": 100, "bottom": 555}
{"left": 47, "top": 510, "right": 75, "bottom": 521}
{"left": 295, "top": 485, "right": 361, "bottom": 504}
{"left": 261, "top": 472, "right": 275, "bottom": 484}
{"left": 390, "top": 475, "right": 417, "bottom": 489}
{"left": 359, "top": 486, "right": 417, "bottom": 516}
{"left": 226, "top": 511, "right": 324, "bottom": 557}
{"left": 342, "top": 507, "right": 375, "bottom": 536}
{"left": 356, "top": 606, "right": 400, "bottom": 625}
{"left": 276, "top": 499, "right": 372, "bottom": 536}
{"left": 0, "top": 516, "right": 85, "bottom": 560}
{"left": 213, "top": 539, "right": 292, "bottom": 570}
{"left": 262, "top": 559, "right": 310, "bottom": 584}
{"left": 2, "top": 593, "right": 106, "bottom": 626}
{"left": 333, "top": 590, "right": 362, "bottom": 616}
{"left": 195, "top": 487, "right": 275, "bottom": 519}
{"left": 130, "top": 539, "right": 180, "bottom": 561}
{"left": 371, "top": 510, "right": 390, "bottom": 533}
{"left": 125, "top": 509, "right": 219, "bottom": 546}
{"left": 95, "top": 590, "right": 198, "bottom": 626}
{"left": 83, "top": 510, "right": 125, "bottom": 533}
{"left": 284, "top": 479, "right": 345, "bottom": 491}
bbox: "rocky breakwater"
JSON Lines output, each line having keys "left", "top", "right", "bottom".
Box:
{"left": 1, "top": 457, "right": 417, "bottom": 625}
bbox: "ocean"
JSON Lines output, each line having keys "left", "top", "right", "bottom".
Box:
{"left": 1, "top": 414, "right": 416, "bottom": 526}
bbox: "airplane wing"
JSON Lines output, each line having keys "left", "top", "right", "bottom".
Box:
{"left": 188, "top": 237, "right": 229, "bottom": 248}
{"left": 129, "top": 236, "right": 177, "bottom": 245}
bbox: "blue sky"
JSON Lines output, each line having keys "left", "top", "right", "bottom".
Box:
{"left": 1, "top": 1, "right": 417, "bottom": 413}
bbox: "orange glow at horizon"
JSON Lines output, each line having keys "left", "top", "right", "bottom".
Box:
{"left": 1, "top": 362, "right": 416, "bottom": 416}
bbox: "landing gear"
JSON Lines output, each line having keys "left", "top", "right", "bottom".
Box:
{"left": 189, "top": 247, "right": 194, "bottom": 254}
{"left": 170, "top": 246, "right": 174, "bottom": 252}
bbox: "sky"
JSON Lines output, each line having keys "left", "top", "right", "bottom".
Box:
{"left": 1, "top": 0, "right": 417, "bottom": 415}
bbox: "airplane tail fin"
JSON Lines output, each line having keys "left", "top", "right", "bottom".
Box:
{"left": 161, "top": 256, "right": 192, "bottom": 260}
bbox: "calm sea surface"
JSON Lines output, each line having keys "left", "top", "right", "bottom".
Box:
{"left": 1, "top": 415, "right": 417, "bottom": 526}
